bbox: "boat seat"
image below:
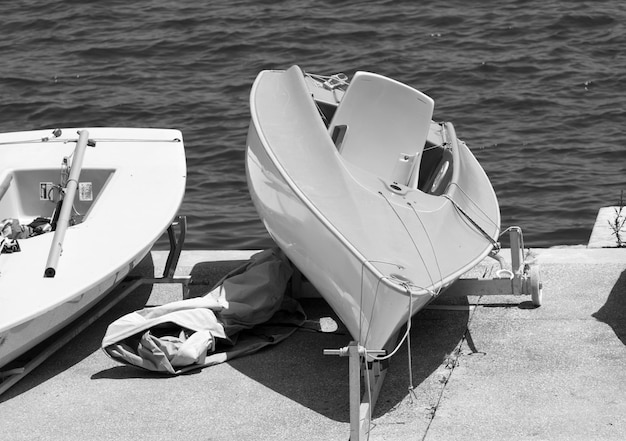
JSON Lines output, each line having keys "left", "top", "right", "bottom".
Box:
{"left": 328, "top": 71, "right": 435, "bottom": 187}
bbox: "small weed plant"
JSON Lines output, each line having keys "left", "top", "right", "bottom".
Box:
{"left": 608, "top": 190, "right": 626, "bottom": 247}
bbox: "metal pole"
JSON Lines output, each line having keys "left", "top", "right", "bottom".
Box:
{"left": 509, "top": 227, "right": 523, "bottom": 295}
{"left": 44, "top": 130, "right": 90, "bottom": 278}
{"left": 0, "top": 174, "right": 12, "bottom": 201}
{"left": 348, "top": 342, "right": 361, "bottom": 440}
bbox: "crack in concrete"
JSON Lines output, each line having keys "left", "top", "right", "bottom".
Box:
{"left": 421, "top": 301, "right": 482, "bottom": 441}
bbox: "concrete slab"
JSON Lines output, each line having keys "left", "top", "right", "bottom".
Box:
{"left": 424, "top": 249, "right": 626, "bottom": 441}
{"left": 588, "top": 206, "right": 626, "bottom": 248}
{"left": 1, "top": 247, "right": 625, "bottom": 440}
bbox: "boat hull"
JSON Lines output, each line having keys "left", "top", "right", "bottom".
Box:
{"left": 0, "top": 127, "right": 186, "bottom": 368}
{"left": 247, "top": 67, "right": 500, "bottom": 350}
{"left": 247, "top": 128, "right": 436, "bottom": 350}
{"left": 0, "top": 244, "right": 150, "bottom": 368}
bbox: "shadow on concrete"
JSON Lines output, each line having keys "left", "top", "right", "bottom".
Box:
{"left": 0, "top": 254, "right": 155, "bottom": 403}
{"left": 593, "top": 269, "right": 626, "bottom": 345}
{"left": 186, "top": 259, "right": 250, "bottom": 298}
{"left": 226, "top": 296, "right": 471, "bottom": 422}
{"left": 479, "top": 300, "right": 537, "bottom": 309}
{"left": 92, "top": 364, "right": 203, "bottom": 380}
{"left": 180, "top": 256, "right": 474, "bottom": 422}
{"left": 37, "top": 255, "right": 471, "bottom": 423}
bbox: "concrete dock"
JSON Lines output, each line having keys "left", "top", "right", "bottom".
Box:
{"left": 1, "top": 246, "right": 626, "bottom": 440}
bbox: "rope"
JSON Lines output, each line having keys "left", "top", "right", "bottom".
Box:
{"left": 359, "top": 261, "right": 367, "bottom": 346}
{"left": 378, "top": 191, "right": 437, "bottom": 287}
{"left": 313, "top": 98, "right": 329, "bottom": 125}
{"left": 407, "top": 202, "right": 444, "bottom": 287}
{"left": 404, "top": 283, "right": 416, "bottom": 392}
{"left": 305, "top": 72, "right": 350, "bottom": 90}
{"left": 423, "top": 142, "right": 449, "bottom": 152}
{"left": 446, "top": 182, "right": 500, "bottom": 232}
{"left": 0, "top": 137, "right": 181, "bottom": 146}
{"left": 366, "top": 192, "right": 443, "bottom": 361}
{"left": 358, "top": 259, "right": 407, "bottom": 343}
{"left": 443, "top": 193, "right": 500, "bottom": 252}
{"left": 499, "top": 225, "right": 526, "bottom": 252}
{"left": 363, "top": 348, "right": 374, "bottom": 440}
{"left": 366, "top": 278, "right": 439, "bottom": 362}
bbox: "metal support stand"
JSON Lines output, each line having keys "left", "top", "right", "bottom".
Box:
{"left": 136, "top": 216, "right": 191, "bottom": 298}
{"left": 0, "top": 215, "right": 190, "bottom": 397}
{"left": 443, "top": 226, "right": 543, "bottom": 306}
{"left": 323, "top": 227, "right": 541, "bottom": 440}
{"left": 324, "top": 342, "right": 387, "bottom": 441}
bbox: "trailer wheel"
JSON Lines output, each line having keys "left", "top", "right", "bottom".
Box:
{"left": 530, "top": 266, "right": 542, "bottom": 307}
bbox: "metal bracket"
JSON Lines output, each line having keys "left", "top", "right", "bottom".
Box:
{"left": 324, "top": 341, "right": 388, "bottom": 441}
{"left": 139, "top": 216, "right": 191, "bottom": 298}
{"left": 322, "top": 227, "right": 541, "bottom": 440}
{"left": 442, "top": 226, "right": 543, "bottom": 306}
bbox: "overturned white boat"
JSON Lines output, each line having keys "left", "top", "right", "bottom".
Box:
{"left": 246, "top": 66, "right": 500, "bottom": 351}
{"left": 0, "top": 127, "right": 186, "bottom": 370}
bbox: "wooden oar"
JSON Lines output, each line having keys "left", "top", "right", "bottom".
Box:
{"left": 44, "top": 130, "right": 90, "bottom": 278}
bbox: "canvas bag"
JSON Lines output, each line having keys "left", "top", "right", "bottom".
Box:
{"left": 101, "top": 248, "right": 304, "bottom": 374}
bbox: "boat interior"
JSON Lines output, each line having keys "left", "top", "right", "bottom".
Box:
{"left": 308, "top": 71, "right": 454, "bottom": 196}
{"left": 0, "top": 168, "right": 113, "bottom": 238}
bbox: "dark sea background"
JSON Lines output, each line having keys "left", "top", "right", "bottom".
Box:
{"left": 2, "top": 0, "right": 625, "bottom": 250}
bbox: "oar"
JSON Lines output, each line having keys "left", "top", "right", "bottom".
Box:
{"left": 44, "top": 130, "right": 90, "bottom": 278}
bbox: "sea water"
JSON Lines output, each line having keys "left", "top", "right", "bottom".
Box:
{"left": 2, "top": 0, "right": 625, "bottom": 249}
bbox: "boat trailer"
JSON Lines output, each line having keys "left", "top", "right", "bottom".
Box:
{"left": 0, "top": 216, "right": 190, "bottom": 397}
{"left": 323, "top": 226, "right": 542, "bottom": 441}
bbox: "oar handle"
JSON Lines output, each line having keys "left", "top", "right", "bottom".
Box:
{"left": 44, "top": 130, "right": 90, "bottom": 278}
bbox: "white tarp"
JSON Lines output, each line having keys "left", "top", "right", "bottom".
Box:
{"left": 101, "top": 248, "right": 304, "bottom": 374}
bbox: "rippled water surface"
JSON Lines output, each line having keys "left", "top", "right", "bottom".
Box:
{"left": 3, "top": 0, "right": 625, "bottom": 249}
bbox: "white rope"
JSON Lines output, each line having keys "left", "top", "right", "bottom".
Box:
{"left": 443, "top": 193, "right": 500, "bottom": 252}
{"left": 499, "top": 225, "right": 527, "bottom": 255}
{"left": 0, "top": 137, "right": 181, "bottom": 146}
{"left": 365, "top": 192, "right": 443, "bottom": 362}
{"left": 407, "top": 202, "right": 444, "bottom": 287}
{"left": 378, "top": 191, "right": 438, "bottom": 287}
{"left": 446, "top": 182, "right": 500, "bottom": 232}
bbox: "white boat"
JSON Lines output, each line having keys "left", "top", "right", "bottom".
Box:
{"left": 0, "top": 127, "right": 186, "bottom": 370}
{"left": 246, "top": 66, "right": 500, "bottom": 351}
